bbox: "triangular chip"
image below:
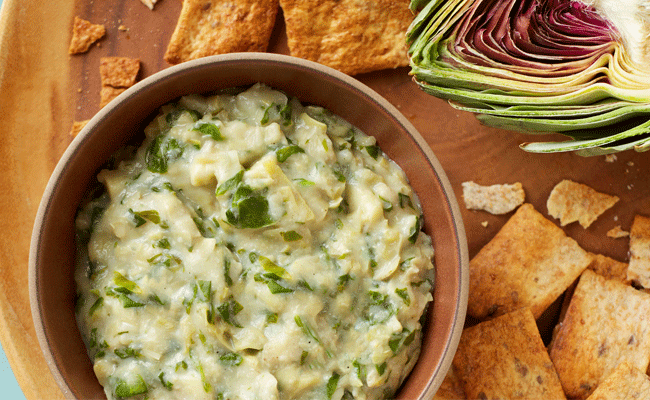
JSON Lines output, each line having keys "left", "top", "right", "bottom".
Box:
{"left": 549, "top": 270, "right": 650, "bottom": 399}
{"left": 453, "top": 308, "right": 566, "bottom": 400}
{"left": 468, "top": 203, "right": 591, "bottom": 319}
{"left": 626, "top": 215, "right": 650, "bottom": 288}
{"left": 279, "top": 0, "right": 413, "bottom": 75}
{"left": 99, "top": 86, "right": 127, "bottom": 108}
{"left": 585, "top": 362, "right": 650, "bottom": 400}
{"left": 461, "top": 181, "right": 525, "bottom": 215}
{"left": 68, "top": 16, "right": 105, "bottom": 54}
{"left": 547, "top": 180, "right": 619, "bottom": 228}
{"left": 164, "top": 0, "right": 279, "bottom": 65}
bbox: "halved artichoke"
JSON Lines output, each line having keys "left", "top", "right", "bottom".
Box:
{"left": 407, "top": 0, "right": 650, "bottom": 155}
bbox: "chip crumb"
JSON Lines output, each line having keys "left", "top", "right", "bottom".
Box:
{"left": 606, "top": 225, "right": 629, "bottom": 239}
{"left": 549, "top": 270, "right": 650, "bottom": 399}
{"left": 547, "top": 180, "right": 619, "bottom": 229}
{"left": 118, "top": 25, "right": 129, "bottom": 32}
{"left": 280, "top": 0, "right": 414, "bottom": 75}
{"left": 164, "top": 0, "right": 279, "bottom": 65}
{"left": 139, "top": 0, "right": 158, "bottom": 9}
{"left": 461, "top": 181, "right": 525, "bottom": 215}
{"left": 68, "top": 16, "right": 106, "bottom": 54}
{"left": 100, "top": 57, "right": 141, "bottom": 88}
{"left": 481, "top": 221, "right": 488, "bottom": 228}
{"left": 628, "top": 161, "right": 635, "bottom": 167}
{"left": 604, "top": 154, "right": 617, "bottom": 163}
{"left": 69, "top": 120, "right": 90, "bottom": 137}
{"left": 585, "top": 362, "right": 650, "bottom": 400}
{"left": 626, "top": 215, "right": 650, "bottom": 289}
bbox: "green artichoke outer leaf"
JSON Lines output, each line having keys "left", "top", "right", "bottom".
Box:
{"left": 408, "top": 0, "right": 650, "bottom": 155}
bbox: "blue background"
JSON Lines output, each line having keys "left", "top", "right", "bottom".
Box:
{"left": 0, "top": 0, "right": 29, "bottom": 397}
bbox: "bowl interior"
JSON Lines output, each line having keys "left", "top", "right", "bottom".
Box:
{"left": 30, "top": 53, "right": 468, "bottom": 400}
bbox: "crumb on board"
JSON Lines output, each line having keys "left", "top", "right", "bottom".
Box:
{"left": 606, "top": 225, "right": 630, "bottom": 239}
{"left": 461, "top": 181, "right": 525, "bottom": 215}
{"left": 139, "top": 0, "right": 158, "bottom": 10}
{"left": 604, "top": 154, "right": 617, "bottom": 163}
{"left": 68, "top": 16, "right": 106, "bottom": 54}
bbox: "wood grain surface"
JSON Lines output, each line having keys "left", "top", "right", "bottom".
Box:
{"left": 0, "top": 0, "right": 648, "bottom": 398}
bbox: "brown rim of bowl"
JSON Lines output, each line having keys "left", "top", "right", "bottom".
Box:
{"left": 29, "top": 52, "right": 468, "bottom": 400}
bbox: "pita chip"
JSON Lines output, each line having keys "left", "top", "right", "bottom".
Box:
{"left": 164, "top": 0, "right": 279, "bottom": 64}
{"left": 586, "top": 362, "right": 650, "bottom": 400}
{"left": 279, "top": 0, "right": 413, "bottom": 75}
{"left": 69, "top": 120, "right": 90, "bottom": 137}
{"left": 549, "top": 270, "right": 650, "bottom": 399}
{"left": 100, "top": 57, "right": 141, "bottom": 88}
{"left": 626, "top": 215, "right": 650, "bottom": 288}
{"left": 453, "top": 308, "right": 566, "bottom": 400}
{"left": 68, "top": 16, "right": 105, "bottom": 54}
{"left": 587, "top": 253, "right": 629, "bottom": 284}
{"left": 462, "top": 181, "right": 525, "bottom": 215}
{"left": 100, "top": 86, "right": 127, "bottom": 108}
{"left": 547, "top": 180, "right": 619, "bottom": 228}
{"left": 468, "top": 203, "right": 591, "bottom": 319}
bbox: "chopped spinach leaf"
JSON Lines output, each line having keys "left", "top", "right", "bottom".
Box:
{"left": 193, "top": 122, "right": 224, "bottom": 141}
{"left": 326, "top": 372, "right": 340, "bottom": 399}
{"left": 158, "top": 372, "right": 173, "bottom": 390}
{"left": 114, "top": 376, "right": 148, "bottom": 398}
{"left": 276, "top": 145, "right": 305, "bottom": 163}
{"left": 219, "top": 352, "right": 243, "bottom": 366}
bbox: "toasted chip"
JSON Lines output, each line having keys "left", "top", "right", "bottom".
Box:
{"left": 279, "top": 0, "right": 413, "bottom": 75}
{"left": 585, "top": 362, "right": 650, "bottom": 400}
{"left": 164, "top": 0, "right": 279, "bottom": 65}
{"left": 100, "top": 57, "right": 141, "bottom": 88}
{"left": 69, "top": 120, "right": 90, "bottom": 137}
{"left": 462, "top": 181, "right": 525, "bottom": 215}
{"left": 68, "top": 16, "right": 106, "bottom": 54}
{"left": 587, "top": 253, "right": 629, "bottom": 284}
{"left": 100, "top": 86, "right": 127, "bottom": 108}
{"left": 606, "top": 225, "right": 629, "bottom": 239}
{"left": 468, "top": 203, "right": 591, "bottom": 319}
{"left": 626, "top": 215, "right": 650, "bottom": 288}
{"left": 547, "top": 180, "right": 619, "bottom": 228}
{"left": 453, "top": 308, "right": 566, "bottom": 400}
{"left": 433, "top": 367, "right": 466, "bottom": 400}
{"left": 549, "top": 270, "right": 650, "bottom": 399}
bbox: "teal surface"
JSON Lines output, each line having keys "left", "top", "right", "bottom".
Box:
{"left": 0, "top": 2, "right": 28, "bottom": 399}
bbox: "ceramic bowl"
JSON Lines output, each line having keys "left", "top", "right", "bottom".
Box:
{"left": 29, "top": 53, "right": 468, "bottom": 400}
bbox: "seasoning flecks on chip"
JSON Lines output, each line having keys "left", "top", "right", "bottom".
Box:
{"left": 279, "top": 0, "right": 413, "bottom": 75}
{"left": 626, "top": 215, "right": 650, "bottom": 288}
{"left": 549, "top": 270, "right": 650, "bottom": 399}
{"left": 453, "top": 308, "right": 566, "bottom": 400}
{"left": 164, "top": 0, "right": 280, "bottom": 65}
{"left": 68, "top": 16, "right": 106, "bottom": 54}
{"left": 547, "top": 180, "right": 619, "bottom": 228}
{"left": 468, "top": 203, "right": 591, "bottom": 320}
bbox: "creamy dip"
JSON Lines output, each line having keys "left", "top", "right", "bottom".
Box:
{"left": 75, "top": 84, "right": 435, "bottom": 400}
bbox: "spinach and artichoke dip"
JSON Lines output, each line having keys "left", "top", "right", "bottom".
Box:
{"left": 75, "top": 84, "right": 435, "bottom": 400}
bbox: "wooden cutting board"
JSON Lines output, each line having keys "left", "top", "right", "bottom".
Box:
{"left": 0, "top": 0, "right": 647, "bottom": 398}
